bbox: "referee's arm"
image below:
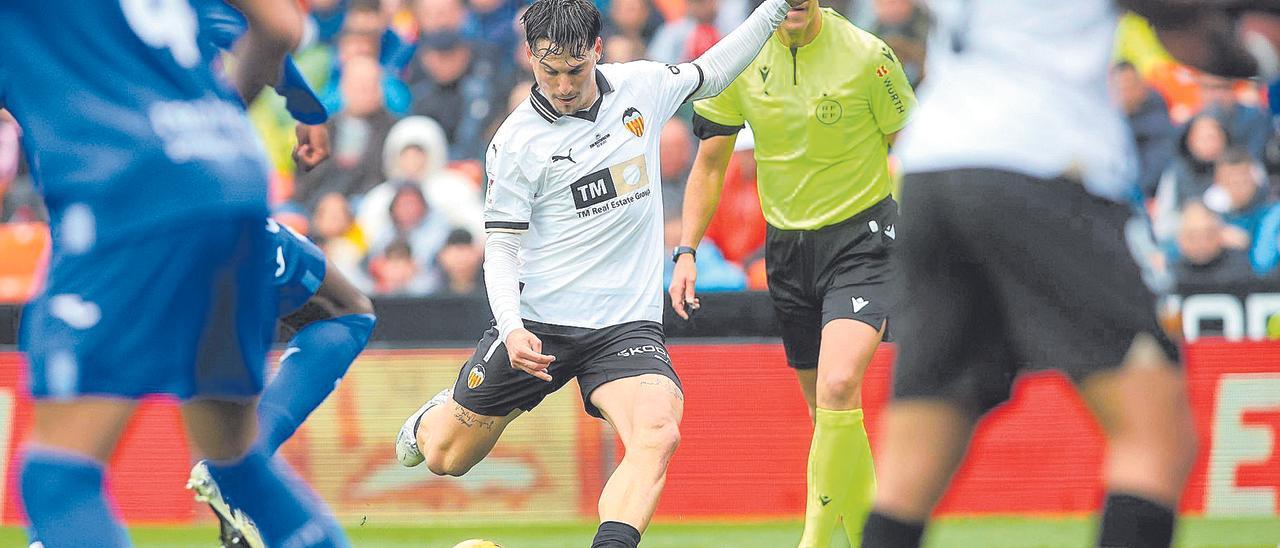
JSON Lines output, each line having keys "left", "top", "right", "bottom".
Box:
{"left": 669, "top": 131, "right": 738, "bottom": 319}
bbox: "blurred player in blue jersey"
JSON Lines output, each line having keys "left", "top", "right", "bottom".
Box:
{"left": 181, "top": 4, "right": 378, "bottom": 545}
{"left": 0, "top": 1, "right": 351, "bottom": 546}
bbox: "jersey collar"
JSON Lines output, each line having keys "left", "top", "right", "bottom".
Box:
{"left": 529, "top": 69, "right": 615, "bottom": 124}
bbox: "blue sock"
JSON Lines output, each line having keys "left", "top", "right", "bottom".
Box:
{"left": 21, "top": 448, "right": 129, "bottom": 548}
{"left": 205, "top": 449, "right": 349, "bottom": 547}
{"left": 258, "top": 313, "right": 374, "bottom": 454}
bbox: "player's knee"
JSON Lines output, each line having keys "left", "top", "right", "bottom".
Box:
{"left": 423, "top": 449, "right": 476, "bottom": 477}
{"left": 633, "top": 419, "right": 681, "bottom": 460}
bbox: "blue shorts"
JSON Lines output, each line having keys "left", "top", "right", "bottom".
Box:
{"left": 267, "top": 219, "right": 326, "bottom": 317}
{"left": 21, "top": 215, "right": 276, "bottom": 400}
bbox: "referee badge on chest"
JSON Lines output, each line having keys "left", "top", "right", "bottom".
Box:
{"left": 623, "top": 107, "right": 645, "bottom": 138}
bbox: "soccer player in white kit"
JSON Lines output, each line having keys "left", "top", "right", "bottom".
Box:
{"left": 392, "top": 0, "right": 804, "bottom": 545}
{"left": 861, "top": 1, "right": 1279, "bottom": 547}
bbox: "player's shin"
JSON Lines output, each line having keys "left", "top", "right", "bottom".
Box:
{"left": 21, "top": 448, "right": 129, "bottom": 548}
{"left": 205, "top": 449, "right": 350, "bottom": 547}
{"left": 258, "top": 313, "right": 376, "bottom": 454}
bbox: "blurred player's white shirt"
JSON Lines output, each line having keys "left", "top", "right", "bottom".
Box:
{"left": 484, "top": 61, "right": 703, "bottom": 328}
{"left": 894, "top": 0, "right": 1138, "bottom": 201}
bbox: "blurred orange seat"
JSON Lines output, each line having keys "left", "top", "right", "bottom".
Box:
{"left": 0, "top": 222, "right": 50, "bottom": 303}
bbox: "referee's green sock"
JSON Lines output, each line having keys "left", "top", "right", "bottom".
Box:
{"left": 799, "top": 407, "right": 876, "bottom": 548}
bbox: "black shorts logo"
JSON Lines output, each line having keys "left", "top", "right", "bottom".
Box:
{"left": 570, "top": 168, "right": 618, "bottom": 209}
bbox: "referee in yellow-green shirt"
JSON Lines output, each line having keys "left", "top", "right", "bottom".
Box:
{"left": 667, "top": 1, "right": 915, "bottom": 545}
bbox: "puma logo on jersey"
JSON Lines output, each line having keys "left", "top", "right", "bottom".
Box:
{"left": 852, "top": 297, "right": 869, "bottom": 313}
{"left": 552, "top": 149, "right": 576, "bottom": 163}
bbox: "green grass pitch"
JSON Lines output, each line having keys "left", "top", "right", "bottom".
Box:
{"left": 3, "top": 517, "right": 1277, "bottom": 547}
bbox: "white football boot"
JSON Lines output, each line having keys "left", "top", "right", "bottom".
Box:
{"left": 396, "top": 387, "right": 453, "bottom": 467}
{"left": 186, "top": 461, "right": 264, "bottom": 548}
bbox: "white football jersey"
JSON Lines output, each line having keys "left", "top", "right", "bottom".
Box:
{"left": 894, "top": 0, "right": 1137, "bottom": 201}
{"left": 484, "top": 61, "right": 703, "bottom": 329}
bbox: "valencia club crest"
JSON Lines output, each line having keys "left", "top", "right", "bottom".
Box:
{"left": 623, "top": 107, "right": 645, "bottom": 138}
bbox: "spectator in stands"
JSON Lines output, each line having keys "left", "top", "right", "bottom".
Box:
{"left": 407, "top": 31, "right": 500, "bottom": 161}
{"left": 464, "top": 0, "right": 522, "bottom": 72}
{"left": 660, "top": 118, "right": 694, "bottom": 212}
{"left": 604, "top": 0, "right": 662, "bottom": 43}
{"left": 869, "top": 0, "right": 928, "bottom": 86}
{"left": 297, "top": 55, "right": 398, "bottom": 207}
{"left": 604, "top": 34, "right": 647, "bottom": 63}
{"left": 308, "top": 0, "right": 349, "bottom": 45}
{"left": 436, "top": 228, "right": 486, "bottom": 296}
{"left": 367, "top": 183, "right": 454, "bottom": 285}
{"left": 1199, "top": 74, "right": 1272, "bottom": 160}
{"left": 311, "top": 192, "right": 372, "bottom": 289}
{"left": 1173, "top": 201, "right": 1258, "bottom": 288}
{"left": 320, "top": 3, "right": 413, "bottom": 115}
{"left": 359, "top": 116, "right": 484, "bottom": 240}
{"left": 648, "top": 0, "right": 725, "bottom": 64}
{"left": 1205, "top": 148, "right": 1277, "bottom": 252}
{"left": 663, "top": 207, "right": 746, "bottom": 292}
{"left": 368, "top": 237, "right": 436, "bottom": 295}
{"left": 1111, "top": 62, "right": 1177, "bottom": 197}
{"left": 1153, "top": 113, "right": 1231, "bottom": 241}
{"left": 1251, "top": 200, "right": 1280, "bottom": 277}
{"left": 703, "top": 128, "right": 767, "bottom": 265}
{"left": 342, "top": 0, "right": 416, "bottom": 71}
{"left": 415, "top": 0, "right": 469, "bottom": 36}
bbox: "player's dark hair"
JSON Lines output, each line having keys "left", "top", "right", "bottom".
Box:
{"left": 521, "top": 0, "right": 601, "bottom": 60}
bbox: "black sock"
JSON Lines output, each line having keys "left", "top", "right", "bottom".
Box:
{"left": 1098, "top": 492, "right": 1176, "bottom": 548}
{"left": 861, "top": 510, "right": 926, "bottom": 548}
{"left": 591, "top": 520, "right": 641, "bottom": 548}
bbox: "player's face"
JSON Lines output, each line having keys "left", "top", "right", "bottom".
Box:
{"left": 529, "top": 38, "right": 603, "bottom": 114}
{"left": 781, "top": 0, "right": 819, "bottom": 34}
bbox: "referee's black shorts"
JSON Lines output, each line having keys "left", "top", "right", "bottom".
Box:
{"left": 892, "top": 169, "right": 1180, "bottom": 414}
{"left": 766, "top": 196, "right": 898, "bottom": 370}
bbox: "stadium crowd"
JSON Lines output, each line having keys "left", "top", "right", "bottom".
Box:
{"left": 0, "top": 0, "right": 1277, "bottom": 297}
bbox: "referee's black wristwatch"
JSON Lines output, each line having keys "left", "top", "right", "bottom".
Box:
{"left": 672, "top": 245, "right": 697, "bottom": 263}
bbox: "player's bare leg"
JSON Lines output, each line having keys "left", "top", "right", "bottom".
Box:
{"left": 23, "top": 399, "right": 138, "bottom": 547}
{"left": 862, "top": 400, "right": 977, "bottom": 547}
{"left": 798, "top": 319, "right": 882, "bottom": 547}
{"left": 31, "top": 398, "right": 138, "bottom": 462}
{"left": 417, "top": 399, "right": 523, "bottom": 477}
{"left": 591, "top": 373, "right": 684, "bottom": 543}
{"left": 1080, "top": 334, "right": 1197, "bottom": 547}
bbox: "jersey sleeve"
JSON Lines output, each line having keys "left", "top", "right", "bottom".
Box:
{"left": 691, "top": 78, "right": 745, "bottom": 140}
{"left": 867, "top": 41, "right": 917, "bottom": 135}
{"left": 632, "top": 60, "right": 705, "bottom": 122}
{"left": 483, "top": 137, "right": 536, "bottom": 234}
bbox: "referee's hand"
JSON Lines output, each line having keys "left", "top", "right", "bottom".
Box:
{"left": 669, "top": 255, "right": 701, "bottom": 320}
{"left": 506, "top": 328, "right": 555, "bottom": 382}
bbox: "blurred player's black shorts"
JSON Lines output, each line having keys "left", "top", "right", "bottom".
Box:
{"left": 765, "top": 196, "right": 898, "bottom": 370}
{"left": 452, "top": 320, "right": 680, "bottom": 418}
{"left": 891, "top": 169, "right": 1180, "bottom": 414}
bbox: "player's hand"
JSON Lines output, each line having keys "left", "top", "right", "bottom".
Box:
{"left": 668, "top": 254, "right": 701, "bottom": 320}
{"left": 505, "top": 328, "right": 555, "bottom": 382}
{"left": 292, "top": 123, "right": 330, "bottom": 172}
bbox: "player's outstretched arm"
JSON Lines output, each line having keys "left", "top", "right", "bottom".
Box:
{"left": 224, "top": 0, "right": 303, "bottom": 104}
{"left": 669, "top": 133, "right": 737, "bottom": 320}
{"left": 484, "top": 233, "right": 556, "bottom": 381}
{"left": 685, "top": 0, "right": 801, "bottom": 102}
